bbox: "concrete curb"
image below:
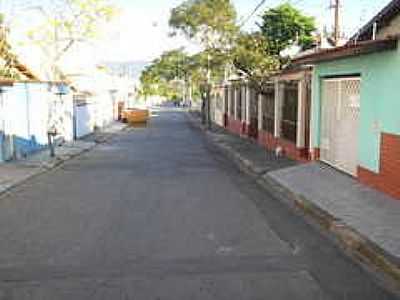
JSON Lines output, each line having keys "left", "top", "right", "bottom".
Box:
{"left": 0, "top": 124, "right": 128, "bottom": 198}
{"left": 186, "top": 112, "right": 400, "bottom": 288}
{"left": 264, "top": 174, "right": 400, "bottom": 286}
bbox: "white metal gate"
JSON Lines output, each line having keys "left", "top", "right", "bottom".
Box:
{"left": 321, "top": 78, "right": 361, "bottom": 176}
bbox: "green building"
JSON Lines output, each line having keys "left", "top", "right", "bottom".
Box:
{"left": 294, "top": 0, "right": 400, "bottom": 199}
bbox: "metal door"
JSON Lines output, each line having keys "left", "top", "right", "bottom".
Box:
{"left": 321, "top": 78, "right": 360, "bottom": 176}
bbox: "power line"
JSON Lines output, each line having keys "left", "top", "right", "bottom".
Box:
{"left": 289, "top": 0, "right": 307, "bottom": 6}
{"left": 239, "top": 0, "right": 309, "bottom": 28}
{"left": 238, "top": 0, "right": 267, "bottom": 28}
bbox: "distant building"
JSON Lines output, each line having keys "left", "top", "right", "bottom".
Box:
{"left": 103, "top": 61, "right": 148, "bottom": 81}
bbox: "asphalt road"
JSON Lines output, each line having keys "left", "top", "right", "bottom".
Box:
{"left": 0, "top": 109, "right": 397, "bottom": 299}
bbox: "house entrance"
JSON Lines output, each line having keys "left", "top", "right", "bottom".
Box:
{"left": 321, "top": 78, "right": 361, "bottom": 176}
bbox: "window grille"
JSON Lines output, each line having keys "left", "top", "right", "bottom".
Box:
{"left": 262, "top": 88, "right": 275, "bottom": 133}
{"left": 281, "top": 82, "right": 298, "bottom": 143}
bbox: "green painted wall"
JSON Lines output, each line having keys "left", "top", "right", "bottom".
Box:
{"left": 312, "top": 42, "right": 400, "bottom": 173}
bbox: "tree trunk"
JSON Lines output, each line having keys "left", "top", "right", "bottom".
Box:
{"left": 206, "top": 87, "right": 211, "bottom": 129}
{"left": 201, "top": 95, "right": 206, "bottom": 125}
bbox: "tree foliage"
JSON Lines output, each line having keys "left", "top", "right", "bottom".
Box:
{"left": 232, "top": 32, "right": 279, "bottom": 79}
{"left": 169, "top": 0, "right": 237, "bottom": 49}
{"left": 259, "top": 3, "right": 316, "bottom": 57}
{"left": 139, "top": 49, "right": 194, "bottom": 100}
{"left": 0, "top": 15, "right": 24, "bottom": 80}
{"left": 169, "top": 0, "right": 238, "bottom": 90}
{"left": 27, "top": 0, "right": 117, "bottom": 79}
{"left": 143, "top": 1, "right": 316, "bottom": 100}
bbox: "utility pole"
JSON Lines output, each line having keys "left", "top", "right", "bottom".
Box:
{"left": 201, "top": 30, "right": 212, "bottom": 129}
{"left": 331, "top": 0, "right": 341, "bottom": 46}
{"left": 206, "top": 51, "right": 212, "bottom": 130}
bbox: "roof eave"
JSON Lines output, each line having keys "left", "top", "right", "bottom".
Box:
{"left": 350, "top": 0, "right": 400, "bottom": 42}
{"left": 292, "top": 38, "right": 398, "bottom": 65}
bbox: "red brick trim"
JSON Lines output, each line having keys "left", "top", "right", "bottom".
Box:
{"left": 258, "top": 130, "right": 310, "bottom": 162}
{"left": 258, "top": 130, "right": 277, "bottom": 150}
{"left": 278, "top": 137, "right": 309, "bottom": 162}
{"left": 311, "top": 148, "right": 320, "bottom": 160}
{"left": 358, "top": 133, "right": 400, "bottom": 200}
{"left": 241, "top": 121, "right": 248, "bottom": 136}
{"left": 227, "top": 116, "right": 243, "bottom": 136}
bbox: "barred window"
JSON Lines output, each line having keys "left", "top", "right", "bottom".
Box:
{"left": 224, "top": 87, "right": 229, "bottom": 113}
{"left": 262, "top": 88, "right": 275, "bottom": 133}
{"left": 281, "top": 82, "right": 298, "bottom": 143}
{"left": 230, "top": 87, "right": 235, "bottom": 116}
{"left": 216, "top": 93, "right": 223, "bottom": 110}
{"left": 236, "top": 86, "right": 242, "bottom": 120}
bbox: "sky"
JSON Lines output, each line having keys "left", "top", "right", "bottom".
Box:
{"left": 0, "top": 0, "right": 393, "bottom": 65}
{"left": 96, "top": 0, "right": 391, "bottom": 62}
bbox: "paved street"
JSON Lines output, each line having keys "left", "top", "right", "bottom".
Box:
{"left": 0, "top": 109, "right": 397, "bottom": 299}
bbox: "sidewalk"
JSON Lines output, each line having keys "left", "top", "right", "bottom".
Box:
{"left": 269, "top": 163, "right": 400, "bottom": 259}
{"left": 0, "top": 122, "right": 127, "bottom": 195}
{"left": 210, "top": 126, "right": 298, "bottom": 175}
{"left": 188, "top": 112, "right": 400, "bottom": 284}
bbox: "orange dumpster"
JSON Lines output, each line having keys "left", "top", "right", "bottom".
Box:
{"left": 122, "top": 108, "right": 150, "bottom": 124}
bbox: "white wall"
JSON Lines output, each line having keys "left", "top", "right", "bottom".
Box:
{"left": 75, "top": 103, "right": 97, "bottom": 138}
{"left": 94, "top": 93, "right": 115, "bottom": 129}
{"left": 0, "top": 82, "right": 74, "bottom": 161}
{"left": 74, "top": 91, "right": 117, "bottom": 139}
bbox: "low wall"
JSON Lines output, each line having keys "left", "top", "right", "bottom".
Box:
{"left": 226, "top": 116, "right": 244, "bottom": 136}
{"left": 258, "top": 130, "right": 309, "bottom": 162}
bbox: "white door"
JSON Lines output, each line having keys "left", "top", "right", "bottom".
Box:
{"left": 321, "top": 78, "right": 361, "bottom": 176}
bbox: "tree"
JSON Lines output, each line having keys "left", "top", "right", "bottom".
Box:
{"left": 27, "top": 0, "right": 116, "bottom": 80}
{"left": 230, "top": 32, "right": 280, "bottom": 94}
{"left": 139, "top": 49, "right": 194, "bottom": 102}
{"left": 259, "top": 3, "right": 316, "bottom": 57}
{"left": 0, "top": 14, "right": 27, "bottom": 80}
{"left": 169, "top": 0, "right": 237, "bottom": 49}
{"left": 232, "top": 32, "right": 279, "bottom": 79}
{"left": 169, "top": 0, "right": 238, "bottom": 126}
